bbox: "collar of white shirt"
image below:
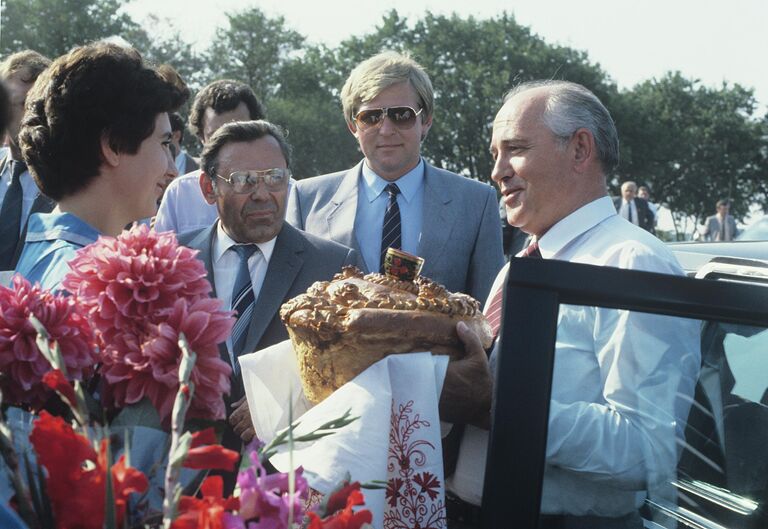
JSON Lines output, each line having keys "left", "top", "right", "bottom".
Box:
{"left": 213, "top": 221, "right": 277, "bottom": 264}
{"left": 535, "top": 196, "right": 616, "bottom": 259}
{"left": 360, "top": 157, "right": 424, "bottom": 204}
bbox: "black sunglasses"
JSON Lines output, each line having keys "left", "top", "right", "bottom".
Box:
{"left": 353, "top": 106, "right": 424, "bottom": 130}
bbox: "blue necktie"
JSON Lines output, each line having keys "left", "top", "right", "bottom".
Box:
{"left": 380, "top": 183, "right": 402, "bottom": 273}
{"left": 230, "top": 244, "right": 259, "bottom": 373}
{"left": 0, "top": 161, "right": 27, "bottom": 269}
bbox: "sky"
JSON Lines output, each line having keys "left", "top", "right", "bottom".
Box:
{"left": 123, "top": 0, "right": 768, "bottom": 111}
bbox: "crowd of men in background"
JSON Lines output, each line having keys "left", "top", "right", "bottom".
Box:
{"left": 0, "top": 41, "right": 709, "bottom": 529}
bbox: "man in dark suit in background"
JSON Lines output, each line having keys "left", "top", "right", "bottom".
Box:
{"left": 613, "top": 180, "right": 655, "bottom": 234}
{"left": 0, "top": 50, "right": 53, "bottom": 270}
{"left": 177, "top": 120, "right": 361, "bottom": 470}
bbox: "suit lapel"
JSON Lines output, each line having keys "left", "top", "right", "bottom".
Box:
{"left": 418, "top": 164, "right": 455, "bottom": 265}
{"left": 191, "top": 224, "right": 218, "bottom": 298}
{"left": 241, "top": 224, "right": 304, "bottom": 355}
{"left": 326, "top": 163, "right": 362, "bottom": 253}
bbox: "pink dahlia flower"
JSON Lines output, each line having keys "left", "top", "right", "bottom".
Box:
{"left": 62, "top": 224, "right": 212, "bottom": 342}
{"left": 100, "top": 297, "right": 233, "bottom": 423}
{"left": 0, "top": 275, "right": 97, "bottom": 409}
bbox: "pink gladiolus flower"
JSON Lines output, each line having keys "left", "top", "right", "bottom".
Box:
{"left": 237, "top": 449, "right": 308, "bottom": 528}
{"left": 0, "top": 275, "right": 97, "bottom": 409}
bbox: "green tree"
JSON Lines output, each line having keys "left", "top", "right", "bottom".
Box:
{"left": 327, "top": 10, "right": 617, "bottom": 183}
{"left": 205, "top": 8, "right": 304, "bottom": 103}
{"left": 615, "top": 73, "right": 768, "bottom": 238}
{"left": 0, "top": 0, "right": 142, "bottom": 58}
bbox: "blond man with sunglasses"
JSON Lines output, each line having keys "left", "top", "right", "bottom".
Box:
{"left": 287, "top": 51, "right": 503, "bottom": 305}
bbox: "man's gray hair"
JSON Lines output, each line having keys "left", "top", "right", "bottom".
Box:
{"left": 504, "top": 80, "right": 619, "bottom": 172}
{"left": 201, "top": 120, "right": 292, "bottom": 182}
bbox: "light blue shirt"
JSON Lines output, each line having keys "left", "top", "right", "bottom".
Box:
{"left": 14, "top": 212, "right": 101, "bottom": 291}
{"left": 354, "top": 160, "right": 425, "bottom": 272}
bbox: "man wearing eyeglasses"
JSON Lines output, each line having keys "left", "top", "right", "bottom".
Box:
{"left": 178, "top": 120, "right": 362, "bottom": 487}
{"left": 287, "top": 51, "right": 503, "bottom": 304}
{"left": 155, "top": 80, "right": 265, "bottom": 235}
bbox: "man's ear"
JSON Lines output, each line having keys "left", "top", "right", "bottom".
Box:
{"left": 199, "top": 172, "right": 217, "bottom": 205}
{"left": 571, "top": 128, "right": 595, "bottom": 173}
{"left": 100, "top": 132, "right": 120, "bottom": 168}
{"left": 347, "top": 119, "right": 357, "bottom": 136}
{"left": 420, "top": 114, "right": 433, "bottom": 142}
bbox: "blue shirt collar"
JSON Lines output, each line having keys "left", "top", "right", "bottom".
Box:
{"left": 360, "top": 158, "right": 425, "bottom": 204}
{"left": 25, "top": 211, "right": 102, "bottom": 247}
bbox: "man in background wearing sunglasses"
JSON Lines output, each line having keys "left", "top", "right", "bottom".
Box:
{"left": 178, "top": 119, "right": 362, "bottom": 491}
{"left": 287, "top": 51, "right": 504, "bottom": 305}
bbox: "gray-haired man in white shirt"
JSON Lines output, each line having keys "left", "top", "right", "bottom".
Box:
{"left": 446, "top": 81, "right": 700, "bottom": 529}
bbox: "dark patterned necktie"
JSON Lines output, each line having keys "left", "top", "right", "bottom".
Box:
{"left": 486, "top": 240, "right": 542, "bottom": 338}
{"left": 380, "top": 183, "right": 402, "bottom": 272}
{"left": 0, "top": 161, "right": 27, "bottom": 269}
{"left": 230, "top": 244, "right": 259, "bottom": 373}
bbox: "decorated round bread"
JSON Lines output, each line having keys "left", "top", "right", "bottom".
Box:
{"left": 279, "top": 266, "right": 493, "bottom": 403}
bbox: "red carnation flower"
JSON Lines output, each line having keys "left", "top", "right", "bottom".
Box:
{"left": 0, "top": 275, "right": 97, "bottom": 409}
{"left": 62, "top": 224, "right": 213, "bottom": 342}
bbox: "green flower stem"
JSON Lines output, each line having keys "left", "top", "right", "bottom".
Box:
{"left": 260, "top": 408, "right": 358, "bottom": 461}
{"left": 162, "top": 333, "right": 196, "bottom": 529}
{"left": 28, "top": 315, "right": 89, "bottom": 429}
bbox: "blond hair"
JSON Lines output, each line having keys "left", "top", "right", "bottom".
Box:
{"left": 340, "top": 50, "right": 433, "bottom": 125}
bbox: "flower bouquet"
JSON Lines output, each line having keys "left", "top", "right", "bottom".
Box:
{"left": 0, "top": 225, "right": 373, "bottom": 529}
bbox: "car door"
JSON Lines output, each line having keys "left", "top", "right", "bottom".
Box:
{"left": 481, "top": 257, "right": 768, "bottom": 529}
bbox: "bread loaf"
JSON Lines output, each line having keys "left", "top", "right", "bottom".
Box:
{"left": 279, "top": 266, "right": 493, "bottom": 403}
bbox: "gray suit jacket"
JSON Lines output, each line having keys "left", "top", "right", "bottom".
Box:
{"left": 178, "top": 221, "right": 362, "bottom": 360}
{"left": 286, "top": 161, "right": 504, "bottom": 304}
{"left": 179, "top": 151, "right": 199, "bottom": 174}
{"left": 703, "top": 214, "right": 738, "bottom": 241}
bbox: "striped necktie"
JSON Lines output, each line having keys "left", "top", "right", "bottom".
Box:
{"left": 380, "top": 183, "right": 402, "bottom": 273}
{"left": 0, "top": 160, "right": 27, "bottom": 269}
{"left": 486, "top": 240, "right": 542, "bottom": 338}
{"left": 230, "top": 244, "right": 259, "bottom": 372}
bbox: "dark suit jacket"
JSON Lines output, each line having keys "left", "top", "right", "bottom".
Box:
{"left": 178, "top": 221, "right": 362, "bottom": 391}
{"left": 179, "top": 151, "right": 199, "bottom": 175}
{"left": 612, "top": 196, "right": 655, "bottom": 233}
{"left": 286, "top": 160, "right": 504, "bottom": 304}
{"left": 0, "top": 154, "right": 55, "bottom": 269}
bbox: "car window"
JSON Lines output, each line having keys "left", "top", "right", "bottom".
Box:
{"left": 736, "top": 218, "right": 768, "bottom": 241}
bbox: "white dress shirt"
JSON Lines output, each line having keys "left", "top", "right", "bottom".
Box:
{"left": 618, "top": 199, "right": 638, "bottom": 226}
{"left": 0, "top": 158, "right": 40, "bottom": 235}
{"left": 154, "top": 170, "right": 218, "bottom": 235}
{"left": 448, "top": 196, "right": 700, "bottom": 516}
{"left": 212, "top": 222, "right": 276, "bottom": 369}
